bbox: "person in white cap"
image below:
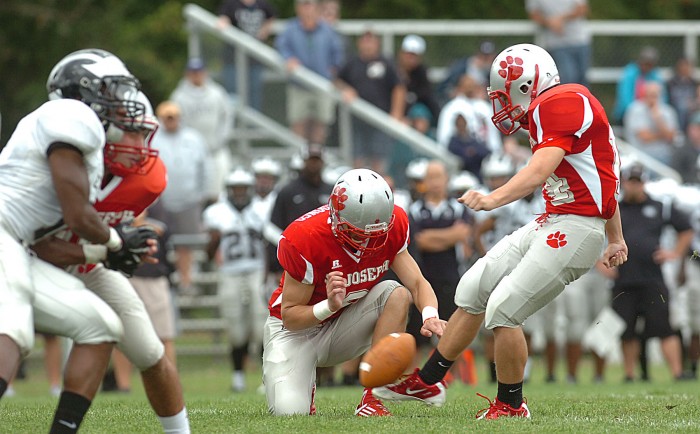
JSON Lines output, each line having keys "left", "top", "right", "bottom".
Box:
{"left": 397, "top": 34, "right": 440, "bottom": 123}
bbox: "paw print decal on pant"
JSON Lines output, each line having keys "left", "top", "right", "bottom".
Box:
{"left": 546, "top": 231, "right": 567, "bottom": 248}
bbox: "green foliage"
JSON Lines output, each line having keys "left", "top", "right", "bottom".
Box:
{"left": 0, "top": 0, "right": 698, "bottom": 144}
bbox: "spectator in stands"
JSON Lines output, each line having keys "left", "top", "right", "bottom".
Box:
{"left": 388, "top": 103, "right": 433, "bottom": 191}
{"left": 275, "top": 0, "right": 344, "bottom": 145}
{"left": 437, "top": 75, "right": 502, "bottom": 154}
{"left": 112, "top": 210, "right": 178, "bottom": 392}
{"left": 672, "top": 111, "right": 700, "bottom": 184}
{"left": 407, "top": 161, "right": 473, "bottom": 367}
{"left": 170, "top": 58, "right": 233, "bottom": 205}
{"left": 613, "top": 164, "right": 694, "bottom": 382}
{"left": 624, "top": 81, "right": 680, "bottom": 166}
{"left": 613, "top": 46, "right": 665, "bottom": 124}
{"left": 336, "top": 28, "right": 406, "bottom": 173}
{"left": 437, "top": 40, "right": 496, "bottom": 105}
{"left": 217, "top": 0, "right": 277, "bottom": 111}
{"left": 151, "top": 101, "right": 212, "bottom": 294}
{"left": 447, "top": 114, "right": 491, "bottom": 180}
{"left": 320, "top": 0, "right": 339, "bottom": 25}
{"left": 526, "top": 0, "right": 591, "bottom": 86}
{"left": 667, "top": 57, "right": 699, "bottom": 132}
{"left": 397, "top": 34, "right": 441, "bottom": 124}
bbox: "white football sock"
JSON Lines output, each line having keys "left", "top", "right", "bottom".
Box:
{"left": 159, "top": 407, "right": 190, "bottom": 434}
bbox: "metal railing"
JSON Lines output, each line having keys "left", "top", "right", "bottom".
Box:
{"left": 184, "top": 5, "right": 694, "bottom": 181}
{"left": 184, "top": 4, "right": 459, "bottom": 171}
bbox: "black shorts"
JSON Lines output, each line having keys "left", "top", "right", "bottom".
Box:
{"left": 407, "top": 280, "right": 458, "bottom": 348}
{"left": 611, "top": 282, "right": 674, "bottom": 340}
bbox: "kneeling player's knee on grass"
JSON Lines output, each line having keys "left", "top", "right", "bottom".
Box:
{"left": 270, "top": 385, "right": 312, "bottom": 416}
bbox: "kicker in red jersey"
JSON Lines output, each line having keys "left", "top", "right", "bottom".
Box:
{"left": 268, "top": 204, "right": 410, "bottom": 322}
{"left": 528, "top": 83, "right": 620, "bottom": 220}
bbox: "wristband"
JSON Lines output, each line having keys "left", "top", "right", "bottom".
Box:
{"left": 82, "top": 244, "right": 108, "bottom": 264}
{"left": 105, "top": 227, "right": 123, "bottom": 251}
{"left": 422, "top": 306, "right": 439, "bottom": 323}
{"left": 312, "top": 300, "right": 335, "bottom": 321}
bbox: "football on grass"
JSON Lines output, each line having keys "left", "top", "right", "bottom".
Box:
{"left": 359, "top": 332, "right": 416, "bottom": 388}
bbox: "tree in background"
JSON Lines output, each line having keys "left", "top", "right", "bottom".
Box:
{"left": 2, "top": 0, "right": 700, "bottom": 145}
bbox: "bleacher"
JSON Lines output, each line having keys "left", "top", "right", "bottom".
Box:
{"left": 170, "top": 6, "right": 700, "bottom": 354}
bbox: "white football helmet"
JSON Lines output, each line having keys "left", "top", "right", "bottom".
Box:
{"left": 251, "top": 157, "right": 282, "bottom": 178}
{"left": 488, "top": 43, "right": 560, "bottom": 135}
{"left": 329, "top": 169, "right": 395, "bottom": 253}
{"left": 226, "top": 168, "right": 255, "bottom": 187}
{"left": 405, "top": 158, "right": 429, "bottom": 182}
{"left": 47, "top": 48, "right": 145, "bottom": 133}
{"left": 104, "top": 91, "right": 159, "bottom": 177}
{"left": 226, "top": 168, "right": 255, "bottom": 208}
{"left": 481, "top": 153, "right": 516, "bottom": 179}
{"left": 449, "top": 171, "right": 481, "bottom": 194}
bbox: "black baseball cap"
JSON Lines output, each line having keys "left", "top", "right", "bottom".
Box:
{"left": 622, "top": 164, "right": 647, "bottom": 182}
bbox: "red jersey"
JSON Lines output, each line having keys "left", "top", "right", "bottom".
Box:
{"left": 268, "top": 204, "right": 410, "bottom": 322}
{"left": 61, "top": 157, "right": 167, "bottom": 273}
{"left": 528, "top": 84, "right": 620, "bottom": 219}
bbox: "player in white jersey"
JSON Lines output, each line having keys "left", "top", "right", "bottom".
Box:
{"left": 251, "top": 159, "right": 283, "bottom": 260}
{"left": 0, "top": 49, "right": 157, "bottom": 432}
{"left": 204, "top": 168, "right": 268, "bottom": 392}
{"left": 32, "top": 91, "right": 191, "bottom": 433}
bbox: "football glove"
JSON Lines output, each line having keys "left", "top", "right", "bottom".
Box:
{"left": 104, "top": 223, "right": 158, "bottom": 276}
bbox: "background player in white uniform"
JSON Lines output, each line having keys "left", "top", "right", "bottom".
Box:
{"left": 204, "top": 168, "right": 267, "bottom": 393}
{"left": 250, "top": 157, "right": 284, "bottom": 304}
{"left": 684, "top": 205, "right": 700, "bottom": 377}
{"left": 263, "top": 169, "right": 446, "bottom": 416}
{"left": 375, "top": 43, "right": 627, "bottom": 419}
{"left": 0, "top": 48, "right": 154, "bottom": 432}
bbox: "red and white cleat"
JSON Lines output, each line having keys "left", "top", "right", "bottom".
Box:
{"left": 309, "top": 383, "right": 317, "bottom": 415}
{"left": 475, "top": 393, "right": 531, "bottom": 419}
{"left": 355, "top": 388, "right": 392, "bottom": 417}
{"left": 372, "top": 368, "right": 447, "bottom": 407}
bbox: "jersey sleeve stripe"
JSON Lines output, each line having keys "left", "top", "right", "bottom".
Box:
{"left": 563, "top": 143, "right": 603, "bottom": 213}
{"left": 301, "top": 254, "right": 314, "bottom": 284}
{"left": 533, "top": 104, "right": 543, "bottom": 144}
{"left": 574, "top": 93, "right": 593, "bottom": 138}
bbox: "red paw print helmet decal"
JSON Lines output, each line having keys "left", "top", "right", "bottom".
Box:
{"left": 498, "top": 56, "right": 524, "bottom": 81}
{"left": 546, "top": 231, "right": 568, "bottom": 249}
{"left": 330, "top": 186, "right": 348, "bottom": 211}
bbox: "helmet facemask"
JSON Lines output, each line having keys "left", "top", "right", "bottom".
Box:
{"left": 104, "top": 114, "right": 159, "bottom": 177}
{"left": 488, "top": 44, "right": 560, "bottom": 136}
{"left": 88, "top": 75, "right": 146, "bottom": 132}
{"left": 488, "top": 64, "right": 540, "bottom": 135}
{"left": 329, "top": 199, "right": 395, "bottom": 253}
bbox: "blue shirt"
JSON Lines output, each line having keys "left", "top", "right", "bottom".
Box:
{"left": 613, "top": 63, "right": 665, "bottom": 123}
{"left": 275, "top": 19, "right": 344, "bottom": 80}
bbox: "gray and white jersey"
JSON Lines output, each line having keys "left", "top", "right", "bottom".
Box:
{"left": 0, "top": 99, "right": 105, "bottom": 242}
{"left": 203, "top": 200, "right": 266, "bottom": 274}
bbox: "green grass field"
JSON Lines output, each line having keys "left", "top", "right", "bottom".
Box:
{"left": 2, "top": 354, "right": 699, "bottom": 433}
